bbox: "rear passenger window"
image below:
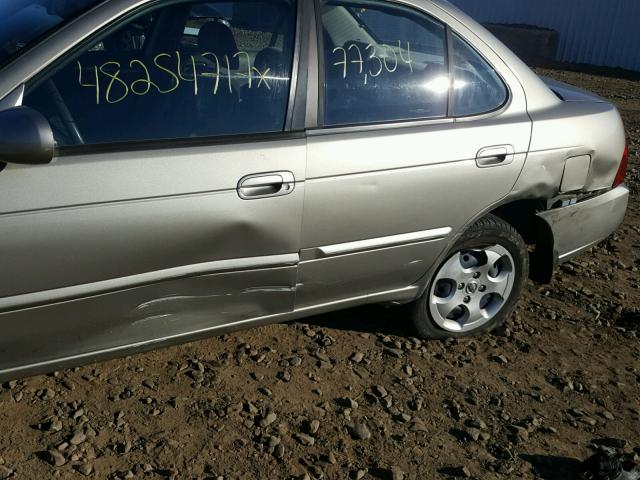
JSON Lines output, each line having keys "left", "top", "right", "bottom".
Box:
{"left": 321, "top": 0, "right": 448, "bottom": 126}
{"left": 451, "top": 32, "right": 507, "bottom": 117}
{"left": 23, "top": 0, "right": 296, "bottom": 147}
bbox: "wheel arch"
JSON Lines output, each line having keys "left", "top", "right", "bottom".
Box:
{"left": 409, "top": 197, "right": 556, "bottom": 305}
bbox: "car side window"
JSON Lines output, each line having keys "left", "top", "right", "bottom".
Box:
{"left": 321, "top": 0, "right": 448, "bottom": 126}
{"left": 22, "top": 0, "right": 296, "bottom": 147}
{"left": 451, "top": 32, "right": 507, "bottom": 117}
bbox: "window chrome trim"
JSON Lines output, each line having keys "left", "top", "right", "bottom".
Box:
{"left": 313, "top": 0, "right": 325, "bottom": 128}
{"left": 285, "top": 0, "right": 304, "bottom": 130}
{"left": 56, "top": 131, "right": 306, "bottom": 157}
{"left": 304, "top": 0, "right": 320, "bottom": 129}
{"left": 0, "top": 85, "right": 24, "bottom": 111}
{"left": 445, "top": 24, "right": 454, "bottom": 117}
{"left": 290, "top": 0, "right": 315, "bottom": 130}
{"left": 300, "top": 227, "right": 452, "bottom": 260}
{"left": 306, "top": 116, "right": 453, "bottom": 136}
{"left": 0, "top": 253, "right": 299, "bottom": 313}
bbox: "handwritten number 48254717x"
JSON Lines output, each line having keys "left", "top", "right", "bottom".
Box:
{"left": 78, "top": 50, "right": 273, "bottom": 105}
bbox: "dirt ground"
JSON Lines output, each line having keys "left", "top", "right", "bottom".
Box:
{"left": 0, "top": 69, "right": 638, "bottom": 480}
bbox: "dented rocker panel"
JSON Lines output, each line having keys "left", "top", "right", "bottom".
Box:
{"left": 0, "top": 265, "right": 297, "bottom": 380}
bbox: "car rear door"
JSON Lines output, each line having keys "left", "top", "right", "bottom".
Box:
{"left": 0, "top": 0, "right": 307, "bottom": 376}
{"left": 296, "top": 0, "right": 532, "bottom": 307}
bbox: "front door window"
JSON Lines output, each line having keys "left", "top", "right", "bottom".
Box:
{"left": 22, "top": 0, "right": 297, "bottom": 146}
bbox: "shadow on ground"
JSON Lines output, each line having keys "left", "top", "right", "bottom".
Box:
{"left": 520, "top": 454, "right": 582, "bottom": 480}
{"left": 617, "top": 308, "right": 640, "bottom": 330}
{"left": 301, "top": 304, "right": 415, "bottom": 337}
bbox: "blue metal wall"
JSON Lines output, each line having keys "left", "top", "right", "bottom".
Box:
{"left": 448, "top": 0, "right": 640, "bottom": 72}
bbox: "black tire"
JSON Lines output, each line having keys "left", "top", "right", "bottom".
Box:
{"left": 411, "top": 214, "right": 529, "bottom": 339}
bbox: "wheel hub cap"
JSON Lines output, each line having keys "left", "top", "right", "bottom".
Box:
{"left": 428, "top": 244, "right": 516, "bottom": 333}
{"left": 465, "top": 282, "right": 478, "bottom": 294}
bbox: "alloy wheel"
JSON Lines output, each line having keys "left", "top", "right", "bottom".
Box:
{"left": 428, "top": 244, "right": 516, "bottom": 333}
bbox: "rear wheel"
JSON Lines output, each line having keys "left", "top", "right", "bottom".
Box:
{"left": 411, "top": 215, "right": 528, "bottom": 339}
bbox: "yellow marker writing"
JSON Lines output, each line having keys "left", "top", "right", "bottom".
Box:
{"left": 366, "top": 44, "right": 383, "bottom": 78}
{"left": 348, "top": 43, "right": 363, "bottom": 74}
{"left": 77, "top": 61, "right": 100, "bottom": 105}
{"left": 153, "top": 53, "right": 180, "bottom": 94}
{"left": 382, "top": 44, "right": 398, "bottom": 73}
{"left": 399, "top": 41, "right": 413, "bottom": 72}
{"left": 176, "top": 51, "right": 198, "bottom": 96}
{"left": 201, "top": 52, "right": 221, "bottom": 95}
{"left": 233, "top": 51, "right": 252, "bottom": 89}
{"left": 332, "top": 46, "right": 347, "bottom": 79}
{"left": 224, "top": 55, "right": 233, "bottom": 93}
{"left": 129, "top": 59, "right": 158, "bottom": 96}
{"left": 100, "top": 61, "right": 129, "bottom": 104}
{"left": 253, "top": 66, "right": 271, "bottom": 90}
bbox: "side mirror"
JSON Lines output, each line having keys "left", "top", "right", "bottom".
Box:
{"left": 0, "top": 106, "right": 54, "bottom": 165}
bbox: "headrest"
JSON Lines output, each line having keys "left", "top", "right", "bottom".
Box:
{"left": 198, "top": 21, "right": 239, "bottom": 69}
{"left": 254, "top": 47, "right": 284, "bottom": 72}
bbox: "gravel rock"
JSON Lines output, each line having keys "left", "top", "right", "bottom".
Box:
{"left": 451, "top": 466, "right": 472, "bottom": 478}
{"left": 307, "top": 419, "right": 320, "bottom": 434}
{"left": 260, "top": 412, "right": 277, "bottom": 427}
{"left": 296, "top": 433, "right": 315, "bottom": 446}
{"left": 351, "top": 422, "right": 371, "bottom": 440}
{"left": 373, "top": 385, "right": 388, "bottom": 398}
{"left": 383, "top": 348, "right": 404, "bottom": 358}
{"left": 350, "top": 352, "right": 365, "bottom": 363}
{"left": 491, "top": 354, "right": 509, "bottom": 364}
{"left": 44, "top": 450, "right": 66, "bottom": 467}
{"left": 390, "top": 466, "right": 405, "bottom": 480}
{"left": 0, "top": 466, "right": 13, "bottom": 479}
{"left": 339, "top": 397, "right": 359, "bottom": 409}
{"left": 410, "top": 419, "right": 429, "bottom": 432}
{"left": 464, "top": 427, "right": 481, "bottom": 442}
{"left": 69, "top": 431, "right": 87, "bottom": 445}
{"left": 76, "top": 463, "right": 93, "bottom": 476}
{"left": 273, "top": 443, "right": 285, "bottom": 459}
{"left": 593, "top": 437, "right": 628, "bottom": 449}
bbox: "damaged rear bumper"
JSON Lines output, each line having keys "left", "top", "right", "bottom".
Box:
{"left": 536, "top": 185, "right": 629, "bottom": 265}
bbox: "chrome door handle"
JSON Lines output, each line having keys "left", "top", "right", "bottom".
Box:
{"left": 237, "top": 171, "right": 295, "bottom": 199}
{"left": 476, "top": 145, "right": 515, "bottom": 168}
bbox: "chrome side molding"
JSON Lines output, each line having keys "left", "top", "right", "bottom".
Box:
{"left": 301, "top": 227, "right": 452, "bottom": 261}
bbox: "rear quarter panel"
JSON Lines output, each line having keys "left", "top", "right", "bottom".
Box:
{"left": 513, "top": 101, "right": 626, "bottom": 198}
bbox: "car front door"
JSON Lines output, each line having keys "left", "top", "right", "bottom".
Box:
{"left": 0, "top": 0, "right": 305, "bottom": 377}
{"left": 296, "top": 0, "right": 532, "bottom": 307}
